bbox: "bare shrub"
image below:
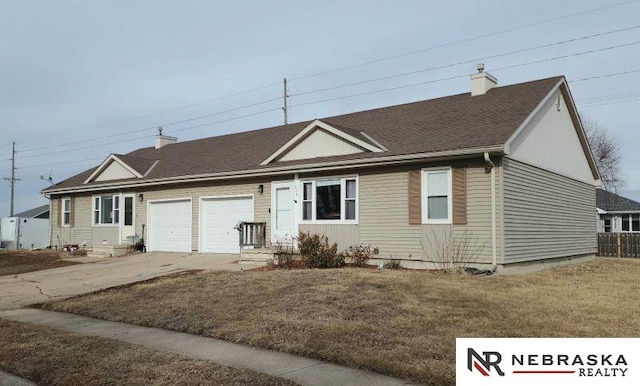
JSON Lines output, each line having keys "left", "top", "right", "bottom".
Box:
{"left": 298, "top": 232, "right": 344, "bottom": 269}
{"left": 422, "top": 229, "right": 485, "bottom": 271}
{"left": 383, "top": 260, "right": 403, "bottom": 270}
{"left": 273, "top": 241, "right": 297, "bottom": 269}
{"left": 343, "top": 244, "right": 378, "bottom": 267}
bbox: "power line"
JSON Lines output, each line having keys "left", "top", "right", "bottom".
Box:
{"left": 19, "top": 96, "right": 282, "bottom": 153}
{"left": 8, "top": 0, "right": 633, "bottom": 153}
{"left": 291, "top": 45, "right": 640, "bottom": 109}
{"left": 1, "top": 81, "right": 282, "bottom": 150}
{"left": 18, "top": 107, "right": 282, "bottom": 160}
{"left": 19, "top": 156, "right": 105, "bottom": 170}
{"left": 569, "top": 69, "right": 640, "bottom": 82}
{"left": 290, "top": 0, "right": 639, "bottom": 81}
{"left": 291, "top": 25, "right": 640, "bottom": 98}
{"left": 491, "top": 41, "right": 640, "bottom": 73}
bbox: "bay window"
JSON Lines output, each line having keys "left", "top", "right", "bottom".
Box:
{"left": 301, "top": 177, "right": 358, "bottom": 223}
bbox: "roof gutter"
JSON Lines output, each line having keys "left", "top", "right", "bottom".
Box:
{"left": 484, "top": 152, "right": 498, "bottom": 273}
{"left": 42, "top": 145, "right": 504, "bottom": 195}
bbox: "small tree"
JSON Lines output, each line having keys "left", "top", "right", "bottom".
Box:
{"left": 583, "top": 117, "right": 625, "bottom": 194}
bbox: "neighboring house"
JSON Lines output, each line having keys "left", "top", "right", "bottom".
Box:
{"left": 41, "top": 71, "right": 600, "bottom": 272}
{"left": 1, "top": 204, "right": 50, "bottom": 250}
{"left": 596, "top": 188, "right": 640, "bottom": 233}
{"left": 14, "top": 204, "right": 50, "bottom": 219}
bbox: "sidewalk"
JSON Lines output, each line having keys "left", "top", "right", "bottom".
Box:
{"left": 0, "top": 308, "right": 409, "bottom": 386}
{"left": 0, "top": 370, "right": 36, "bottom": 386}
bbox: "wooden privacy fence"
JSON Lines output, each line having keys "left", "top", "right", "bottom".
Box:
{"left": 597, "top": 233, "right": 640, "bottom": 258}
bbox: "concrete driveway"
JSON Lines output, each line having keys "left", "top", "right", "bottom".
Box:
{"left": 0, "top": 252, "right": 245, "bottom": 310}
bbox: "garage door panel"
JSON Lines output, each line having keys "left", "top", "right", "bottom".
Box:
{"left": 148, "top": 199, "right": 191, "bottom": 253}
{"left": 201, "top": 197, "right": 253, "bottom": 253}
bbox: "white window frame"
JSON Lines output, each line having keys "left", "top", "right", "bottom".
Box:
{"left": 621, "top": 214, "right": 640, "bottom": 232}
{"left": 61, "top": 197, "right": 71, "bottom": 227}
{"left": 92, "top": 194, "right": 121, "bottom": 226}
{"left": 299, "top": 175, "right": 358, "bottom": 224}
{"left": 421, "top": 167, "right": 453, "bottom": 224}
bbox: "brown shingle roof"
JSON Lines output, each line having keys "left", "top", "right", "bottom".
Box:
{"left": 47, "top": 76, "right": 563, "bottom": 191}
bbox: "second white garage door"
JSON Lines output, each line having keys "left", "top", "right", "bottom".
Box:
{"left": 200, "top": 196, "right": 254, "bottom": 253}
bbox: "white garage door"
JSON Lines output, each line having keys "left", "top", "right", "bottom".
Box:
{"left": 200, "top": 196, "right": 253, "bottom": 253}
{"left": 148, "top": 199, "right": 192, "bottom": 252}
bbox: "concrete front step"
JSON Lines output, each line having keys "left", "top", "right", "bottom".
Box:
{"left": 86, "top": 245, "right": 131, "bottom": 258}
{"left": 240, "top": 248, "right": 275, "bottom": 264}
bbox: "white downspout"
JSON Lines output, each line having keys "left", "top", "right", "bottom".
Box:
{"left": 484, "top": 152, "right": 498, "bottom": 272}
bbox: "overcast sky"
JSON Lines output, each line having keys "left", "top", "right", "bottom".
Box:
{"left": 1, "top": 0, "right": 639, "bottom": 216}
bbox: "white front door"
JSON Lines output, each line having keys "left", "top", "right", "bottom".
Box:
{"left": 271, "top": 181, "right": 297, "bottom": 244}
{"left": 120, "top": 194, "right": 136, "bottom": 242}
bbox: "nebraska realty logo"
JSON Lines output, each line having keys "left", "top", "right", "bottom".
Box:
{"left": 456, "top": 338, "right": 639, "bottom": 386}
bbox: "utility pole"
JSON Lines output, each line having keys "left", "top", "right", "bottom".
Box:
{"left": 282, "top": 77, "right": 289, "bottom": 125}
{"left": 3, "top": 142, "right": 20, "bottom": 216}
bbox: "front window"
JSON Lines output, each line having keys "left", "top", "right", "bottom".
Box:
{"left": 603, "top": 216, "right": 612, "bottom": 233}
{"left": 300, "top": 177, "right": 358, "bottom": 222}
{"left": 622, "top": 214, "right": 640, "bottom": 232}
{"left": 422, "top": 168, "right": 452, "bottom": 223}
{"left": 62, "top": 198, "right": 71, "bottom": 226}
{"left": 94, "top": 195, "right": 121, "bottom": 225}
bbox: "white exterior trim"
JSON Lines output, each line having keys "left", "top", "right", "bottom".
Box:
{"left": 260, "top": 120, "right": 383, "bottom": 165}
{"left": 421, "top": 167, "right": 453, "bottom": 225}
{"left": 44, "top": 145, "right": 503, "bottom": 195}
{"left": 198, "top": 194, "right": 254, "bottom": 253}
{"left": 84, "top": 154, "right": 143, "bottom": 184}
{"left": 61, "top": 197, "right": 71, "bottom": 227}
{"left": 298, "top": 174, "right": 359, "bottom": 225}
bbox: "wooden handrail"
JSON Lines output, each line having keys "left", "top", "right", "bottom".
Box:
{"left": 236, "top": 221, "right": 266, "bottom": 249}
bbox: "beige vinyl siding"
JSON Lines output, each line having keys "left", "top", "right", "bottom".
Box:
{"left": 359, "top": 168, "right": 424, "bottom": 259}
{"left": 51, "top": 195, "right": 93, "bottom": 248}
{"left": 137, "top": 178, "right": 272, "bottom": 252}
{"left": 503, "top": 157, "right": 596, "bottom": 263}
{"left": 94, "top": 161, "right": 136, "bottom": 181}
{"left": 278, "top": 129, "right": 363, "bottom": 162}
{"left": 452, "top": 163, "right": 501, "bottom": 265}
{"left": 298, "top": 224, "right": 359, "bottom": 252}
{"left": 358, "top": 162, "right": 498, "bottom": 263}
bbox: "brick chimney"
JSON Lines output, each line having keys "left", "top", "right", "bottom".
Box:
{"left": 471, "top": 63, "right": 497, "bottom": 96}
{"left": 154, "top": 127, "right": 177, "bottom": 149}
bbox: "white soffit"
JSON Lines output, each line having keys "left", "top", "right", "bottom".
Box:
{"left": 260, "top": 120, "right": 383, "bottom": 165}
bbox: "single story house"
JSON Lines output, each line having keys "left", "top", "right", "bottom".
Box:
{"left": 596, "top": 188, "right": 640, "bottom": 233}
{"left": 42, "top": 71, "right": 600, "bottom": 271}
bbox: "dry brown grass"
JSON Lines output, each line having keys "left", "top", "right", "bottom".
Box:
{"left": 0, "top": 319, "right": 295, "bottom": 385}
{"left": 40, "top": 257, "right": 640, "bottom": 385}
{"left": 0, "top": 250, "right": 80, "bottom": 276}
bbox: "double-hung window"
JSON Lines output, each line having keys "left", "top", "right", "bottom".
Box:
{"left": 61, "top": 198, "right": 71, "bottom": 227}
{"left": 93, "top": 195, "right": 120, "bottom": 225}
{"left": 622, "top": 214, "right": 640, "bottom": 232}
{"left": 422, "top": 168, "right": 452, "bottom": 224}
{"left": 301, "top": 176, "right": 358, "bottom": 223}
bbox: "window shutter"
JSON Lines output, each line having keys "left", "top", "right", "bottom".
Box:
{"left": 69, "top": 197, "right": 75, "bottom": 228}
{"left": 57, "top": 198, "right": 62, "bottom": 228}
{"left": 408, "top": 170, "right": 421, "bottom": 225}
{"left": 452, "top": 167, "right": 467, "bottom": 225}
